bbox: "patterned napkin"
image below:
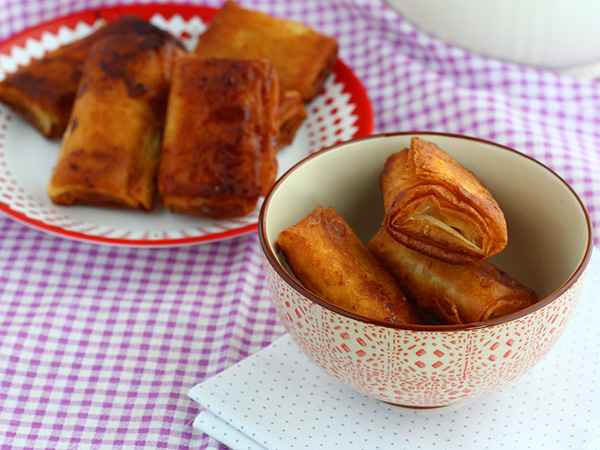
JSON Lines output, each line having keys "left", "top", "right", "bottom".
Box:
{"left": 1, "top": 0, "right": 600, "bottom": 449}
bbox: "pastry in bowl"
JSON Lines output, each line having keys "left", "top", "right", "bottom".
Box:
{"left": 368, "top": 227, "right": 536, "bottom": 324}
{"left": 277, "top": 207, "right": 420, "bottom": 326}
{"left": 381, "top": 137, "right": 507, "bottom": 264}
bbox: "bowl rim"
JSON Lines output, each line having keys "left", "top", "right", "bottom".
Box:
{"left": 259, "top": 131, "right": 593, "bottom": 332}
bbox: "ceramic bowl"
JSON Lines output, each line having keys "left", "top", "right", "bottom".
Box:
{"left": 259, "top": 132, "right": 592, "bottom": 408}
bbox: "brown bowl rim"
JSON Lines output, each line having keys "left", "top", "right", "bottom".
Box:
{"left": 259, "top": 131, "right": 593, "bottom": 332}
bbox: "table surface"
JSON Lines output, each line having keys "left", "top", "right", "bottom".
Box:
{"left": 1, "top": 1, "right": 599, "bottom": 449}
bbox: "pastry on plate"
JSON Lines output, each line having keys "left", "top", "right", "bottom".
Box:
{"left": 0, "top": 17, "right": 178, "bottom": 138}
{"left": 48, "top": 28, "right": 180, "bottom": 209}
{"left": 276, "top": 90, "right": 306, "bottom": 150}
{"left": 159, "top": 56, "right": 279, "bottom": 218}
{"left": 195, "top": 1, "right": 337, "bottom": 101}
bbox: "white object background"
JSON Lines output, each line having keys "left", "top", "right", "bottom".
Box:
{"left": 386, "top": 0, "right": 600, "bottom": 71}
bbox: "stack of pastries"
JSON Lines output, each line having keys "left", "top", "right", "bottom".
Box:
{"left": 0, "top": 1, "right": 337, "bottom": 218}
{"left": 277, "top": 138, "right": 538, "bottom": 326}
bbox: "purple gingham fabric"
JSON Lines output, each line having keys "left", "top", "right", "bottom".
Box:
{"left": 0, "top": 0, "right": 599, "bottom": 449}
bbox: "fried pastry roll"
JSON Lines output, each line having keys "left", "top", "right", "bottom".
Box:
{"left": 368, "top": 227, "right": 537, "bottom": 324}
{"left": 0, "top": 17, "right": 177, "bottom": 138}
{"left": 381, "top": 137, "right": 508, "bottom": 264}
{"left": 276, "top": 90, "right": 306, "bottom": 150}
{"left": 277, "top": 207, "right": 420, "bottom": 325}
{"left": 195, "top": 1, "right": 337, "bottom": 101}
{"left": 158, "top": 56, "right": 279, "bottom": 219}
{"left": 48, "top": 29, "right": 180, "bottom": 210}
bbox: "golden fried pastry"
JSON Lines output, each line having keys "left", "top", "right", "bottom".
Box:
{"left": 369, "top": 227, "right": 537, "bottom": 324}
{"left": 382, "top": 137, "right": 508, "bottom": 264}
{"left": 195, "top": 1, "right": 337, "bottom": 101}
{"left": 277, "top": 207, "right": 421, "bottom": 325}
{"left": 158, "top": 56, "right": 279, "bottom": 219}
{"left": 0, "top": 17, "right": 178, "bottom": 138}
{"left": 48, "top": 29, "right": 181, "bottom": 210}
{"left": 277, "top": 90, "right": 306, "bottom": 150}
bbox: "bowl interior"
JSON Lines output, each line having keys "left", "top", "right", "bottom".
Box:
{"left": 262, "top": 133, "right": 590, "bottom": 301}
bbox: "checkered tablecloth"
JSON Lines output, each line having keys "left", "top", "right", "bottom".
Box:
{"left": 0, "top": 1, "right": 598, "bottom": 449}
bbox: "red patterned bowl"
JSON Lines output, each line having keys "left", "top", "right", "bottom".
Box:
{"left": 259, "top": 132, "right": 592, "bottom": 408}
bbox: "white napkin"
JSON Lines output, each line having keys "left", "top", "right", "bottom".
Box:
{"left": 189, "top": 252, "right": 600, "bottom": 450}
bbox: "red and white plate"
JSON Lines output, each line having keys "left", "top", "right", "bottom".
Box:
{"left": 0, "top": 4, "right": 373, "bottom": 247}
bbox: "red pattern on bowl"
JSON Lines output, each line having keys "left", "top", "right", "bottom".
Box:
{"left": 265, "top": 258, "right": 583, "bottom": 407}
